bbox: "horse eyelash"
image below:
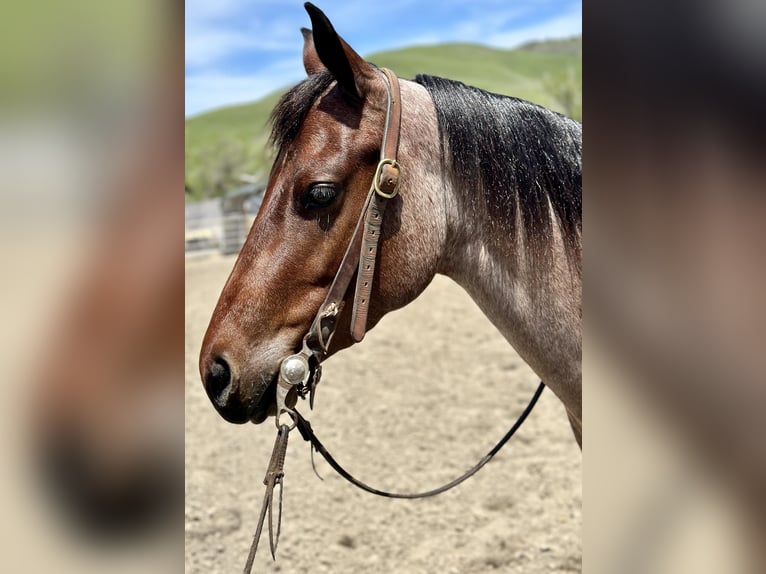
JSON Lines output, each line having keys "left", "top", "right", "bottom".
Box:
{"left": 301, "top": 183, "right": 340, "bottom": 210}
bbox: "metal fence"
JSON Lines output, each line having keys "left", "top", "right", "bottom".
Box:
{"left": 185, "top": 185, "right": 263, "bottom": 256}
{"left": 185, "top": 199, "right": 222, "bottom": 254}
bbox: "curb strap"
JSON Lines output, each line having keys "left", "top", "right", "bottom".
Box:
{"left": 294, "top": 381, "right": 546, "bottom": 499}
{"left": 243, "top": 424, "right": 291, "bottom": 572}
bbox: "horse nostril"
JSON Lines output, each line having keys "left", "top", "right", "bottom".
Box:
{"left": 204, "top": 357, "right": 232, "bottom": 405}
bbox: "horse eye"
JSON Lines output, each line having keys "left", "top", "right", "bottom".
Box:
{"left": 302, "top": 183, "right": 339, "bottom": 209}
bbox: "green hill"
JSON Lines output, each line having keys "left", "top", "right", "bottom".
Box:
{"left": 185, "top": 38, "right": 581, "bottom": 201}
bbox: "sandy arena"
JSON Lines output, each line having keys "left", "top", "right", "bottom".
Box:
{"left": 186, "top": 253, "right": 581, "bottom": 573}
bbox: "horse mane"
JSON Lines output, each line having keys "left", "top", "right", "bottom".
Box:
{"left": 415, "top": 74, "right": 582, "bottom": 263}
{"left": 269, "top": 70, "right": 335, "bottom": 154}
{"left": 270, "top": 71, "right": 582, "bottom": 264}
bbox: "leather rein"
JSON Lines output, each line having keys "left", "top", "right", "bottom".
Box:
{"left": 243, "top": 68, "right": 546, "bottom": 572}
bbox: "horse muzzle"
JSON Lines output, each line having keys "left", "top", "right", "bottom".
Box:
{"left": 201, "top": 354, "right": 288, "bottom": 424}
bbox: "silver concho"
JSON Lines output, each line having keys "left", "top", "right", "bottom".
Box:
{"left": 279, "top": 354, "right": 309, "bottom": 386}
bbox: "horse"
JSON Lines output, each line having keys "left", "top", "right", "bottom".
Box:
{"left": 200, "top": 3, "right": 582, "bottom": 447}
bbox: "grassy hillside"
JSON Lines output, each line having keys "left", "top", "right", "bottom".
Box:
{"left": 185, "top": 37, "right": 581, "bottom": 201}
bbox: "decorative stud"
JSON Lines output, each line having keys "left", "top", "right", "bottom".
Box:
{"left": 279, "top": 354, "right": 309, "bottom": 386}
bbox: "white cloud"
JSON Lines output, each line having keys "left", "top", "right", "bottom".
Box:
{"left": 185, "top": 58, "right": 303, "bottom": 117}
{"left": 486, "top": 8, "right": 582, "bottom": 48}
{"left": 185, "top": 29, "right": 259, "bottom": 68}
{"left": 184, "top": 1, "right": 582, "bottom": 116}
{"left": 185, "top": 1, "right": 301, "bottom": 68}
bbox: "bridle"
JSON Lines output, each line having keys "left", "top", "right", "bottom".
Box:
{"left": 273, "top": 66, "right": 403, "bottom": 427}
{"left": 243, "top": 68, "right": 545, "bottom": 572}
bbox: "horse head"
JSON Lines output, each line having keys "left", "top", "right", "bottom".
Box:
{"left": 199, "top": 4, "right": 444, "bottom": 424}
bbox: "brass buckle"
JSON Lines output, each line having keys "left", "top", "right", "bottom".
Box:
{"left": 373, "top": 158, "right": 401, "bottom": 199}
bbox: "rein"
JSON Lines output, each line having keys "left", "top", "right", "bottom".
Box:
{"left": 293, "top": 381, "right": 545, "bottom": 498}
{"left": 243, "top": 68, "right": 545, "bottom": 572}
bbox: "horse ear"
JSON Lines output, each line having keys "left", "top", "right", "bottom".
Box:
{"left": 301, "top": 28, "right": 326, "bottom": 76}
{"left": 304, "top": 3, "right": 375, "bottom": 100}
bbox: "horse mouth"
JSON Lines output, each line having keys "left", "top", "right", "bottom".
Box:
{"left": 249, "top": 377, "right": 277, "bottom": 424}
{"left": 248, "top": 374, "right": 298, "bottom": 424}
{"left": 249, "top": 402, "right": 270, "bottom": 424}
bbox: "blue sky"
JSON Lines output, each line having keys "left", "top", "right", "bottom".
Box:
{"left": 185, "top": 0, "right": 581, "bottom": 117}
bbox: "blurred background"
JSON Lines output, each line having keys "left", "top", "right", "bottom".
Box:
{"left": 0, "top": 0, "right": 182, "bottom": 572}
{"left": 585, "top": 0, "right": 766, "bottom": 572}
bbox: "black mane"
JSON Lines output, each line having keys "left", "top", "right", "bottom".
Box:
{"left": 415, "top": 74, "right": 582, "bottom": 261}
{"left": 269, "top": 70, "right": 334, "bottom": 153}
{"left": 269, "top": 71, "right": 581, "bottom": 262}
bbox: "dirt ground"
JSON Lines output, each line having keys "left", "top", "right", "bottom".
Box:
{"left": 185, "top": 253, "right": 581, "bottom": 573}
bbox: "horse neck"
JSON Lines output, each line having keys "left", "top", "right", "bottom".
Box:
{"left": 398, "top": 79, "right": 581, "bottom": 415}
{"left": 399, "top": 80, "right": 573, "bottom": 330}
{"left": 441, "top": 186, "right": 581, "bottom": 415}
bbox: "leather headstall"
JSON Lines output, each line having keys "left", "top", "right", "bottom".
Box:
{"left": 245, "top": 68, "right": 546, "bottom": 570}
{"left": 274, "top": 67, "right": 402, "bottom": 426}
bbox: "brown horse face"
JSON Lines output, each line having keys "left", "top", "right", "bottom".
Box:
{"left": 200, "top": 9, "right": 428, "bottom": 424}
{"left": 200, "top": 93, "right": 381, "bottom": 423}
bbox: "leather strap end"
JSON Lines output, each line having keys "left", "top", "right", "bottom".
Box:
{"left": 351, "top": 193, "right": 387, "bottom": 342}
{"left": 351, "top": 316, "right": 367, "bottom": 342}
